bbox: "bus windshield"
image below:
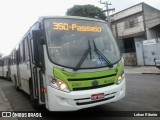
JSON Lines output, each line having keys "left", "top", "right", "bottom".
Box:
{"left": 44, "top": 18, "right": 120, "bottom": 69}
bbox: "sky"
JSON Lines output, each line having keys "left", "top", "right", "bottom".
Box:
{"left": 0, "top": 0, "right": 160, "bottom": 56}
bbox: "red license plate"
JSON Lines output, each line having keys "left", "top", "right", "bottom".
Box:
{"left": 91, "top": 93, "right": 105, "bottom": 100}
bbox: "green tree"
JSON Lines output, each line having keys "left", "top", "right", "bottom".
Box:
{"left": 66, "top": 4, "right": 106, "bottom": 21}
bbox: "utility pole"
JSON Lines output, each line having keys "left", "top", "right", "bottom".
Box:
{"left": 99, "top": 0, "right": 115, "bottom": 28}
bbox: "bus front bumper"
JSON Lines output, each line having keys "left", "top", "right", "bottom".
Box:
{"left": 46, "top": 78, "right": 126, "bottom": 111}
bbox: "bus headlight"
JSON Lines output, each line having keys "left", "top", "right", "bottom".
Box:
{"left": 51, "top": 78, "right": 70, "bottom": 92}
{"left": 117, "top": 72, "right": 125, "bottom": 85}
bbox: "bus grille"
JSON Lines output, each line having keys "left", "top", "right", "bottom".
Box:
{"left": 68, "top": 73, "right": 117, "bottom": 81}
{"left": 68, "top": 73, "right": 117, "bottom": 91}
{"left": 72, "top": 82, "right": 114, "bottom": 91}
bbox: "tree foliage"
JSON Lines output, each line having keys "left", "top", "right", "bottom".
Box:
{"left": 66, "top": 4, "right": 106, "bottom": 20}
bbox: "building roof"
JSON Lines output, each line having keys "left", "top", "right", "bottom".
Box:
{"left": 111, "top": 2, "right": 160, "bottom": 17}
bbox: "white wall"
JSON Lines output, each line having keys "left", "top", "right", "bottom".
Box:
{"left": 111, "top": 4, "right": 143, "bottom": 21}
{"left": 117, "top": 16, "right": 145, "bottom": 37}
{"left": 143, "top": 3, "right": 160, "bottom": 29}
{"left": 146, "top": 28, "right": 155, "bottom": 39}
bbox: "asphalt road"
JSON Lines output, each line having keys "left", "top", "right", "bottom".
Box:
{"left": 0, "top": 74, "right": 160, "bottom": 120}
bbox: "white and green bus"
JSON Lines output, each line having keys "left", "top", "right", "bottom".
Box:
{"left": 9, "top": 16, "right": 126, "bottom": 111}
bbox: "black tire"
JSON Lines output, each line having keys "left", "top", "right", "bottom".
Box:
{"left": 6, "top": 72, "right": 10, "bottom": 80}
{"left": 29, "top": 80, "right": 40, "bottom": 109}
{"left": 16, "top": 86, "right": 20, "bottom": 91}
{"left": 15, "top": 76, "right": 20, "bottom": 91}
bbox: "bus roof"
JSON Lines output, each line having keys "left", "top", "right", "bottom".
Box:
{"left": 7, "top": 16, "right": 107, "bottom": 55}
{"left": 38, "top": 16, "right": 106, "bottom": 23}
{"left": 0, "top": 55, "right": 10, "bottom": 60}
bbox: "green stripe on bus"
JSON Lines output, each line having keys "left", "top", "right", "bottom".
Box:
{"left": 53, "top": 63, "right": 123, "bottom": 91}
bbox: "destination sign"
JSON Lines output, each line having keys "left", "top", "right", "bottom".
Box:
{"left": 53, "top": 22, "right": 102, "bottom": 32}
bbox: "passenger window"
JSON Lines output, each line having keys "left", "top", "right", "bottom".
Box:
{"left": 4, "top": 59, "right": 6, "bottom": 66}
{"left": 12, "top": 52, "right": 14, "bottom": 64}
{"left": 4, "top": 60, "right": 5, "bottom": 66}
{"left": 10, "top": 55, "right": 12, "bottom": 65}
{"left": 31, "top": 38, "right": 35, "bottom": 63}
{"left": 24, "top": 38, "right": 29, "bottom": 61}
{"left": 20, "top": 42, "right": 24, "bottom": 62}
{"left": 1, "top": 60, "right": 3, "bottom": 66}
{"left": 6, "top": 59, "right": 8, "bottom": 66}
{"left": 11, "top": 53, "right": 13, "bottom": 65}
{"left": 14, "top": 50, "right": 16, "bottom": 64}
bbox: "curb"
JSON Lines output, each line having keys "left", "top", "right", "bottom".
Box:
{"left": 0, "top": 87, "right": 18, "bottom": 120}
{"left": 125, "top": 72, "right": 160, "bottom": 75}
{"left": 1, "top": 88, "right": 8, "bottom": 102}
{"left": 0, "top": 87, "right": 13, "bottom": 111}
{"left": 142, "top": 73, "right": 160, "bottom": 75}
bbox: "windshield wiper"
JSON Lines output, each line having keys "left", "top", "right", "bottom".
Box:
{"left": 73, "top": 40, "right": 91, "bottom": 71}
{"left": 93, "top": 40, "right": 113, "bottom": 68}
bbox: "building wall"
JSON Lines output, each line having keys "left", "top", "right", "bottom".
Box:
{"left": 111, "top": 2, "right": 160, "bottom": 66}
{"left": 143, "top": 3, "right": 160, "bottom": 40}
{"left": 116, "top": 15, "right": 144, "bottom": 37}
{"left": 146, "top": 28, "right": 157, "bottom": 40}
{"left": 112, "top": 3, "right": 143, "bottom": 21}
{"left": 123, "top": 53, "right": 137, "bottom": 66}
{"left": 143, "top": 3, "right": 160, "bottom": 29}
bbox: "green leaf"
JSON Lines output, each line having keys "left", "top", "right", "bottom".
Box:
{"left": 66, "top": 4, "right": 106, "bottom": 21}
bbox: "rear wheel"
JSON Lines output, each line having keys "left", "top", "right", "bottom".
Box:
{"left": 6, "top": 72, "right": 10, "bottom": 80}
{"left": 15, "top": 76, "right": 20, "bottom": 91}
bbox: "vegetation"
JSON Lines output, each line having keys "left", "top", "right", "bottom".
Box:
{"left": 66, "top": 4, "right": 106, "bottom": 20}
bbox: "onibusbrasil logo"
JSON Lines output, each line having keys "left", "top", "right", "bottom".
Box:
{"left": 1, "top": 112, "right": 42, "bottom": 117}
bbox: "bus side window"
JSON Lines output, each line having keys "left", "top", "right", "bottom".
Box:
{"left": 23, "top": 40, "right": 25, "bottom": 62}
{"left": 14, "top": 50, "right": 16, "bottom": 64}
{"left": 19, "top": 41, "right": 25, "bottom": 63}
{"left": 12, "top": 52, "right": 14, "bottom": 65}
{"left": 4, "top": 59, "right": 6, "bottom": 66}
{"left": 30, "top": 38, "right": 35, "bottom": 64}
{"left": 24, "top": 38, "right": 29, "bottom": 61}
{"left": 1, "top": 60, "right": 3, "bottom": 66}
{"left": 12, "top": 50, "right": 15, "bottom": 65}
{"left": 6, "top": 58, "right": 8, "bottom": 66}
{"left": 8, "top": 57, "right": 11, "bottom": 66}
{"left": 10, "top": 54, "right": 12, "bottom": 65}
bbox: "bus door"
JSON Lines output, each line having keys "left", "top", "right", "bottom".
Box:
{"left": 29, "top": 37, "right": 38, "bottom": 100}
{"left": 31, "top": 30, "right": 44, "bottom": 104}
{"left": 30, "top": 30, "right": 45, "bottom": 104}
